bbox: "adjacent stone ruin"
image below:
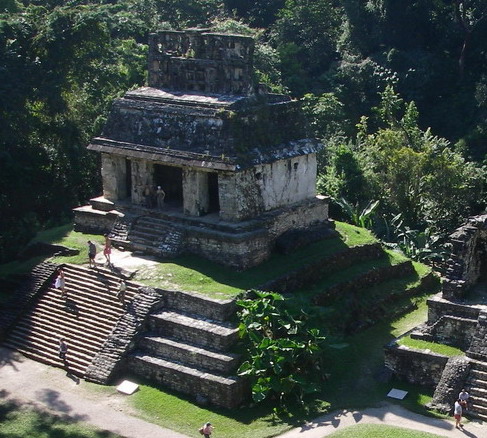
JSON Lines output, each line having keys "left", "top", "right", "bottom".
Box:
{"left": 74, "top": 28, "right": 330, "bottom": 269}
{"left": 385, "top": 214, "right": 487, "bottom": 419}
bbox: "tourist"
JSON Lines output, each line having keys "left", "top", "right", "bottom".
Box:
{"left": 459, "top": 388, "right": 470, "bottom": 410}
{"left": 201, "top": 422, "right": 213, "bottom": 438}
{"left": 54, "top": 267, "right": 66, "bottom": 297}
{"left": 87, "top": 240, "right": 97, "bottom": 268}
{"left": 58, "top": 338, "right": 68, "bottom": 361}
{"left": 117, "top": 278, "right": 127, "bottom": 305}
{"left": 454, "top": 398, "right": 463, "bottom": 428}
{"left": 156, "top": 185, "right": 166, "bottom": 209}
{"left": 103, "top": 234, "right": 112, "bottom": 266}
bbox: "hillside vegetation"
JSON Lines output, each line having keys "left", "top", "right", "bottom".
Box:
{"left": 1, "top": 0, "right": 486, "bottom": 265}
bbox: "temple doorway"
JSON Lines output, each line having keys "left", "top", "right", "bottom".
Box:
{"left": 208, "top": 172, "right": 220, "bottom": 213}
{"left": 154, "top": 164, "right": 183, "bottom": 206}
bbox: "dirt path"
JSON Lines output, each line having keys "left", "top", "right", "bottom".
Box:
{"left": 278, "top": 402, "right": 487, "bottom": 438}
{"left": 0, "top": 347, "right": 187, "bottom": 438}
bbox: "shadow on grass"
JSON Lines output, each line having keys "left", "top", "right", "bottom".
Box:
{"left": 0, "top": 397, "right": 120, "bottom": 438}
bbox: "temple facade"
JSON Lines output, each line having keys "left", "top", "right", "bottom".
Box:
{"left": 74, "top": 29, "right": 330, "bottom": 269}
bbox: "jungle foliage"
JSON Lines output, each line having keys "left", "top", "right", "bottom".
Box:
{"left": 237, "top": 290, "right": 326, "bottom": 410}
{"left": 1, "top": 0, "right": 486, "bottom": 262}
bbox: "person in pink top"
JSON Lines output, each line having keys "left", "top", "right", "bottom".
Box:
{"left": 202, "top": 422, "right": 213, "bottom": 438}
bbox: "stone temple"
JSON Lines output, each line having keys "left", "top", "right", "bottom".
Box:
{"left": 74, "top": 29, "right": 329, "bottom": 269}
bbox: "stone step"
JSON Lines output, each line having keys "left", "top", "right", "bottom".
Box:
{"left": 5, "top": 331, "right": 92, "bottom": 367}
{"left": 148, "top": 311, "right": 239, "bottom": 350}
{"left": 35, "top": 297, "right": 121, "bottom": 328}
{"left": 128, "top": 352, "right": 246, "bottom": 408}
{"left": 6, "top": 329, "right": 97, "bottom": 362}
{"left": 13, "top": 313, "right": 105, "bottom": 348}
{"left": 4, "top": 263, "right": 138, "bottom": 379}
{"left": 467, "top": 386, "right": 487, "bottom": 400}
{"left": 3, "top": 343, "right": 87, "bottom": 377}
{"left": 139, "top": 335, "right": 240, "bottom": 374}
{"left": 469, "top": 360, "right": 487, "bottom": 373}
{"left": 163, "top": 289, "right": 236, "bottom": 322}
{"left": 469, "top": 398, "right": 487, "bottom": 415}
{"left": 45, "top": 281, "right": 128, "bottom": 309}
{"left": 469, "top": 369, "right": 487, "bottom": 381}
{"left": 59, "top": 280, "right": 133, "bottom": 314}
{"left": 26, "top": 313, "right": 108, "bottom": 343}
{"left": 63, "top": 266, "right": 139, "bottom": 294}
{"left": 467, "top": 377, "right": 487, "bottom": 390}
{"left": 133, "top": 221, "right": 174, "bottom": 234}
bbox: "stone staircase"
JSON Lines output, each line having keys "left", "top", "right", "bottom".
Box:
{"left": 127, "top": 291, "right": 247, "bottom": 408}
{"left": 109, "top": 213, "right": 138, "bottom": 242}
{"left": 465, "top": 360, "right": 487, "bottom": 420}
{"left": 3, "top": 264, "right": 139, "bottom": 377}
{"left": 126, "top": 216, "right": 185, "bottom": 258}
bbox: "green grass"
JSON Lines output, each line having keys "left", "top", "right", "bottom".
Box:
{"left": 315, "top": 292, "right": 439, "bottom": 415}
{"left": 0, "top": 221, "right": 378, "bottom": 299}
{"left": 398, "top": 336, "right": 464, "bottom": 357}
{"left": 0, "top": 399, "right": 122, "bottom": 438}
{"left": 129, "top": 383, "right": 299, "bottom": 438}
{"left": 325, "top": 424, "right": 445, "bottom": 438}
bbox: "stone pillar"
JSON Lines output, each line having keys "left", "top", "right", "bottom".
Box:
{"left": 182, "top": 168, "right": 209, "bottom": 216}
{"left": 218, "top": 172, "right": 238, "bottom": 222}
{"left": 131, "top": 159, "right": 154, "bottom": 206}
{"left": 101, "top": 154, "right": 127, "bottom": 201}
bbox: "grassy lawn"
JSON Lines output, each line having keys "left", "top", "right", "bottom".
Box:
{"left": 129, "top": 383, "right": 297, "bottom": 438}
{"left": 0, "top": 399, "right": 122, "bottom": 438}
{"left": 397, "top": 336, "right": 464, "bottom": 357}
{"left": 325, "top": 424, "right": 445, "bottom": 438}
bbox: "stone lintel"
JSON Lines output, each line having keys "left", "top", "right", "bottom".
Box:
{"left": 88, "top": 138, "right": 237, "bottom": 171}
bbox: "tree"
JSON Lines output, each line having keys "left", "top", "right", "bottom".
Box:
{"left": 454, "top": 0, "right": 487, "bottom": 80}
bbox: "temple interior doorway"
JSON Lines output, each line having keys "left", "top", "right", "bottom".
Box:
{"left": 208, "top": 172, "right": 220, "bottom": 213}
{"left": 154, "top": 164, "right": 183, "bottom": 205}
{"left": 125, "top": 158, "right": 132, "bottom": 199}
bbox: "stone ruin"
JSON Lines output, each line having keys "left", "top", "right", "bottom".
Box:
{"left": 384, "top": 214, "right": 487, "bottom": 418}
{"left": 74, "top": 29, "right": 330, "bottom": 269}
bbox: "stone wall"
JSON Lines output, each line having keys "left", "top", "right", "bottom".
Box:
{"left": 73, "top": 207, "right": 119, "bottom": 234}
{"left": 427, "top": 356, "right": 471, "bottom": 413}
{"left": 101, "top": 153, "right": 128, "bottom": 201}
{"left": 442, "top": 214, "right": 487, "bottom": 300}
{"left": 184, "top": 197, "right": 329, "bottom": 269}
{"left": 384, "top": 344, "right": 449, "bottom": 387}
{"left": 219, "top": 154, "right": 317, "bottom": 222}
{"left": 414, "top": 315, "right": 478, "bottom": 350}
{"left": 258, "top": 243, "right": 385, "bottom": 293}
{"left": 161, "top": 289, "right": 236, "bottom": 322}
{"left": 427, "top": 293, "right": 482, "bottom": 324}
{"left": 313, "top": 260, "right": 415, "bottom": 306}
